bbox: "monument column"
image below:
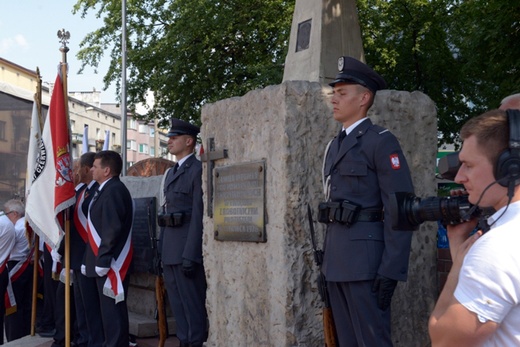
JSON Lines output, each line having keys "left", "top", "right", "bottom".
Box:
{"left": 282, "top": 0, "right": 365, "bottom": 84}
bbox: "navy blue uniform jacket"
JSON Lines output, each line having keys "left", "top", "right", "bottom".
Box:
{"left": 322, "top": 118, "right": 414, "bottom": 282}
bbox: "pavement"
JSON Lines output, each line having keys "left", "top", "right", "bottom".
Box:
{"left": 1, "top": 334, "right": 181, "bottom": 347}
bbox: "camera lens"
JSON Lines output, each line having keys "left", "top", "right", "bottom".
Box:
{"left": 389, "top": 192, "right": 477, "bottom": 231}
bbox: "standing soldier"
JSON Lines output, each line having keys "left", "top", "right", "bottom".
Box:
{"left": 160, "top": 118, "right": 207, "bottom": 347}
{"left": 320, "top": 56, "right": 415, "bottom": 346}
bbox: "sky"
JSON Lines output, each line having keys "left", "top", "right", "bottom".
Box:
{"left": 1, "top": 1, "right": 118, "bottom": 103}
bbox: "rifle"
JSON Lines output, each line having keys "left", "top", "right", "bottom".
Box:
{"left": 148, "top": 199, "right": 168, "bottom": 347}
{"left": 307, "top": 204, "right": 338, "bottom": 347}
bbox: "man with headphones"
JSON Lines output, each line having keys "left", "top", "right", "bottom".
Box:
{"left": 429, "top": 108, "right": 520, "bottom": 346}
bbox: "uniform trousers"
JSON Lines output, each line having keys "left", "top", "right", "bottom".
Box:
{"left": 163, "top": 263, "right": 207, "bottom": 346}
{"left": 328, "top": 280, "right": 392, "bottom": 347}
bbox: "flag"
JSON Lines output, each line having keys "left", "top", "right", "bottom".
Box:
{"left": 26, "top": 72, "right": 76, "bottom": 248}
{"left": 102, "top": 129, "right": 110, "bottom": 151}
{"left": 26, "top": 101, "right": 41, "bottom": 199}
{"left": 82, "top": 125, "right": 89, "bottom": 153}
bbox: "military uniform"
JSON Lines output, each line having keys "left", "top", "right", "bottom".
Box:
{"left": 160, "top": 119, "right": 207, "bottom": 347}
{"left": 321, "top": 56, "right": 414, "bottom": 346}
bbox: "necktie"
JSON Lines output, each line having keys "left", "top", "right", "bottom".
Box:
{"left": 173, "top": 163, "right": 179, "bottom": 174}
{"left": 338, "top": 130, "right": 346, "bottom": 148}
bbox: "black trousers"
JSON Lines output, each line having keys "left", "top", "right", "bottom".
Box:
{"left": 0, "top": 269, "right": 9, "bottom": 344}
{"left": 5, "top": 261, "right": 33, "bottom": 342}
{"left": 95, "top": 274, "right": 130, "bottom": 347}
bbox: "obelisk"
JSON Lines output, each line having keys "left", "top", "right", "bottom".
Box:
{"left": 282, "top": 0, "right": 365, "bottom": 84}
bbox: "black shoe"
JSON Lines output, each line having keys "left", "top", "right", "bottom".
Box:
{"left": 38, "top": 328, "right": 56, "bottom": 338}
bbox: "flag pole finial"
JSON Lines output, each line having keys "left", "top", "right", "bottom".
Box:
{"left": 57, "top": 29, "right": 70, "bottom": 52}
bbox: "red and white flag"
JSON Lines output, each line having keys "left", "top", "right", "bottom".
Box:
{"left": 26, "top": 71, "right": 76, "bottom": 248}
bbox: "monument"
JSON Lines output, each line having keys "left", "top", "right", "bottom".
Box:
{"left": 199, "top": 1, "right": 438, "bottom": 346}
{"left": 283, "top": 0, "right": 365, "bottom": 83}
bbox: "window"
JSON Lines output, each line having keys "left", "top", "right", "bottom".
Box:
{"left": 150, "top": 146, "right": 155, "bottom": 156}
{"left": 138, "top": 143, "right": 149, "bottom": 154}
{"left": 127, "top": 140, "right": 136, "bottom": 151}
{"left": 70, "top": 120, "right": 75, "bottom": 133}
{"left": 0, "top": 121, "right": 6, "bottom": 140}
{"left": 128, "top": 119, "right": 137, "bottom": 130}
{"left": 149, "top": 128, "right": 155, "bottom": 138}
{"left": 138, "top": 124, "right": 147, "bottom": 133}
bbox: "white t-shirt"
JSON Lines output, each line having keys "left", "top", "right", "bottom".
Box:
{"left": 454, "top": 201, "right": 520, "bottom": 346}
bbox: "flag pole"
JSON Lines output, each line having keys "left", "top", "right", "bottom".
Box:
{"left": 58, "top": 28, "right": 72, "bottom": 347}
{"left": 29, "top": 68, "right": 44, "bottom": 336}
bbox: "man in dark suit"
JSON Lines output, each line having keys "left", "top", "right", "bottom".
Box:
{"left": 85, "top": 150, "right": 133, "bottom": 347}
{"left": 66, "top": 152, "right": 103, "bottom": 347}
{"left": 160, "top": 118, "right": 207, "bottom": 347}
{"left": 320, "top": 56, "right": 415, "bottom": 346}
{"left": 51, "top": 154, "right": 98, "bottom": 347}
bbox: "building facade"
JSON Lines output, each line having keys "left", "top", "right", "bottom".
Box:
{"left": 0, "top": 57, "right": 171, "bottom": 204}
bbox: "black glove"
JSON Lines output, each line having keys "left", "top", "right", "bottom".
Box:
{"left": 181, "top": 258, "right": 195, "bottom": 278}
{"left": 371, "top": 274, "right": 398, "bottom": 311}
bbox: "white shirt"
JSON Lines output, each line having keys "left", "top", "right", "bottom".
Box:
{"left": 454, "top": 201, "right": 520, "bottom": 346}
{"left": 9, "top": 216, "right": 30, "bottom": 262}
{"left": 0, "top": 215, "right": 16, "bottom": 266}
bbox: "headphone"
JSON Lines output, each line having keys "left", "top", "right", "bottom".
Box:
{"left": 495, "top": 109, "right": 520, "bottom": 187}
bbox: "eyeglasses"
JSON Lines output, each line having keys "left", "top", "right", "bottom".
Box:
{"left": 1, "top": 211, "right": 14, "bottom": 216}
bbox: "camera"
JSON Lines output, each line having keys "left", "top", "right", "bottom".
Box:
{"left": 388, "top": 192, "right": 481, "bottom": 231}
{"left": 388, "top": 152, "right": 482, "bottom": 231}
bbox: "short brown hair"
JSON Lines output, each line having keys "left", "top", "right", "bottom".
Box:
{"left": 460, "top": 109, "right": 509, "bottom": 165}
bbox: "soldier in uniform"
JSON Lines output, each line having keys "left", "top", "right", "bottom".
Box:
{"left": 160, "top": 118, "right": 207, "bottom": 347}
{"left": 320, "top": 56, "right": 415, "bottom": 346}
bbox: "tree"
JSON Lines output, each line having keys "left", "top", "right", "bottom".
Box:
{"left": 73, "top": 0, "right": 294, "bottom": 126}
{"left": 75, "top": 0, "right": 519, "bottom": 144}
{"left": 358, "top": 0, "right": 520, "bottom": 146}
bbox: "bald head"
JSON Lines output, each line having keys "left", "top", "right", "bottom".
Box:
{"left": 500, "top": 93, "right": 520, "bottom": 110}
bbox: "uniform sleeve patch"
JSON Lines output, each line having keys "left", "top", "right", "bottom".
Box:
{"left": 390, "top": 154, "right": 401, "bottom": 170}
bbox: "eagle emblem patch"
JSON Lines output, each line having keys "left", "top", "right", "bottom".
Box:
{"left": 390, "top": 154, "right": 401, "bottom": 170}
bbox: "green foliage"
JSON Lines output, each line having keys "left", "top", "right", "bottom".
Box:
{"left": 74, "top": 0, "right": 519, "bottom": 144}
{"left": 358, "top": 0, "right": 520, "bottom": 146}
{"left": 73, "top": 0, "right": 294, "bottom": 126}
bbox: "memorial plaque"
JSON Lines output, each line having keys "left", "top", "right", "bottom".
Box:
{"left": 130, "top": 197, "right": 157, "bottom": 274}
{"left": 214, "top": 160, "right": 266, "bottom": 242}
{"left": 296, "top": 19, "right": 312, "bottom": 52}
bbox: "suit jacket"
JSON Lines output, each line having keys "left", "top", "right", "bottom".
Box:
{"left": 161, "top": 155, "right": 203, "bottom": 265}
{"left": 322, "top": 118, "right": 414, "bottom": 282}
{"left": 67, "top": 182, "right": 98, "bottom": 270}
{"left": 84, "top": 177, "right": 133, "bottom": 277}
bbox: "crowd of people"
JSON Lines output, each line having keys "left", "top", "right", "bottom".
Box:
{"left": 0, "top": 118, "right": 207, "bottom": 347}
{"left": 1, "top": 56, "right": 519, "bottom": 347}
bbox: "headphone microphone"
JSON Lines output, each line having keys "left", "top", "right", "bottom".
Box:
{"left": 463, "top": 110, "right": 520, "bottom": 227}
{"left": 494, "top": 109, "right": 520, "bottom": 188}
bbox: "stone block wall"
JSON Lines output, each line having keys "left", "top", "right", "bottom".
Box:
{"left": 200, "top": 81, "right": 438, "bottom": 346}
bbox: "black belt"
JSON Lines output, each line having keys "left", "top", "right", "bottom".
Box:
{"left": 318, "top": 201, "right": 383, "bottom": 225}
{"left": 356, "top": 211, "right": 384, "bottom": 222}
{"left": 157, "top": 213, "right": 191, "bottom": 227}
